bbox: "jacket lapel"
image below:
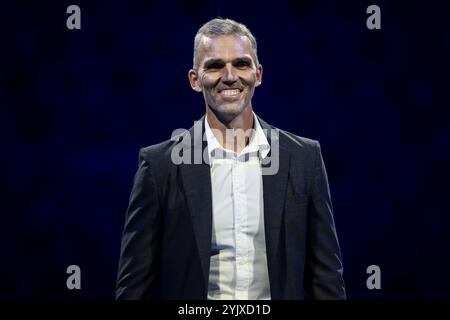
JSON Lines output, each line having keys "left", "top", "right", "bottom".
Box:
{"left": 179, "top": 117, "right": 212, "bottom": 297}
{"left": 258, "top": 117, "right": 290, "bottom": 299}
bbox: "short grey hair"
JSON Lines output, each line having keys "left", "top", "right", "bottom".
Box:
{"left": 193, "top": 18, "right": 259, "bottom": 69}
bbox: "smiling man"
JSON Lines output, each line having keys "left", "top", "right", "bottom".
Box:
{"left": 116, "top": 18, "right": 346, "bottom": 300}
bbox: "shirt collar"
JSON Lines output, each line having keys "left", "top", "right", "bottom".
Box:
{"left": 204, "top": 112, "right": 270, "bottom": 164}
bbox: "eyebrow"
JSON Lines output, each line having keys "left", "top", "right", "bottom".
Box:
{"left": 202, "top": 56, "right": 253, "bottom": 68}
{"left": 203, "top": 58, "right": 224, "bottom": 68}
{"left": 234, "top": 57, "right": 253, "bottom": 65}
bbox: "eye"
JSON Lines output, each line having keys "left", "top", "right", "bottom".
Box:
{"left": 205, "top": 62, "right": 224, "bottom": 70}
{"left": 234, "top": 61, "right": 251, "bottom": 68}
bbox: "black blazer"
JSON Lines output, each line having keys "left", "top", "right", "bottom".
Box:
{"left": 116, "top": 116, "right": 346, "bottom": 300}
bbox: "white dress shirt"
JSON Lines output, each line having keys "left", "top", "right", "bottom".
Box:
{"left": 205, "top": 112, "right": 271, "bottom": 300}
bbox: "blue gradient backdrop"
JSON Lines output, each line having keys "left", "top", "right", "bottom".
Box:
{"left": 1, "top": 0, "right": 449, "bottom": 299}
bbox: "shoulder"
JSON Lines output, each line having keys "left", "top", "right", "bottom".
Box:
{"left": 265, "top": 123, "right": 321, "bottom": 158}
{"left": 257, "top": 116, "right": 320, "bottom": 154}
{"left": 278, "top": 129, "right": 323, "bottom": 172}
{"left": 138, "top": 119, "right": 202, "bottom": 165}
{"left": 133, "top": 135, "right": 186, "bottom": 192}
{"left": 279, "top": 128, "right": 319, "bottom": 150}
{"left": 139, "top": 137, "right": 180, "bottom": 164}
{"left": 136, "top": 123, "right": 199, "bottom": 174}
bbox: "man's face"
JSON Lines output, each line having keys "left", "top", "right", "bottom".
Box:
{"left": 189, "top": 35, "right": 263, "bottom": 123}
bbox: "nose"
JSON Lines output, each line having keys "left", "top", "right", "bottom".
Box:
{"left": 221, "top": 63, "right": 238, "bottom": 85}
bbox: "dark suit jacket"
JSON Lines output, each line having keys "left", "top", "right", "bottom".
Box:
{"left": 116, "top": 116, "right": 346, "bottom": 300}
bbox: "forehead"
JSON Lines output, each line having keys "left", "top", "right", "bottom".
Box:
{"left": 197, "top": 34, "right": 255, "bottom": 63}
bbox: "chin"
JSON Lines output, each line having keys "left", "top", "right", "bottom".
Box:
{"left": 211, "top": 103, "right": 246, "bottom": 123}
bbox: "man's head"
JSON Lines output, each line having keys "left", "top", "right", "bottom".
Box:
{"left": 188, "top": 18, "right": 262, "bottom": 124}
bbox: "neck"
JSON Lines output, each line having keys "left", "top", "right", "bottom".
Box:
{"left": 206, "top": 105, "right": 254, "bottom": 154}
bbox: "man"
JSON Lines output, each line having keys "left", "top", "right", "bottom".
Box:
{"left": 116, "top": 18, "right": 345, "bottom": 300}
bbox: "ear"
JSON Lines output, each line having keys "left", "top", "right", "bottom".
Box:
{"left": 188, "top": 69, "right": 203, "bottom": 92}
{"left": 255, "top": 64, "right": 263, "bottom": 87}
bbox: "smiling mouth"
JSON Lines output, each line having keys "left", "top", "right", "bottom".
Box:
{"left": 219, "top": 89, "right": 242, "bottom": 97}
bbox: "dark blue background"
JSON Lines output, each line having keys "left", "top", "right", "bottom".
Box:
{"left": 1, "top": 0, "right": 449, "bottom": 299}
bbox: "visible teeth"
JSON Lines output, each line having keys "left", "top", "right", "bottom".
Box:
{"left": 221, "top": 89, "right": 240, "bottom": 96}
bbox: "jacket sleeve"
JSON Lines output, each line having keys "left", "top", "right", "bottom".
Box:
{"left": 304, "top": 141, "right": 346, "bottom": 299}
{"left": 116, "top": 148, "right": 162, "bottom": 299}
